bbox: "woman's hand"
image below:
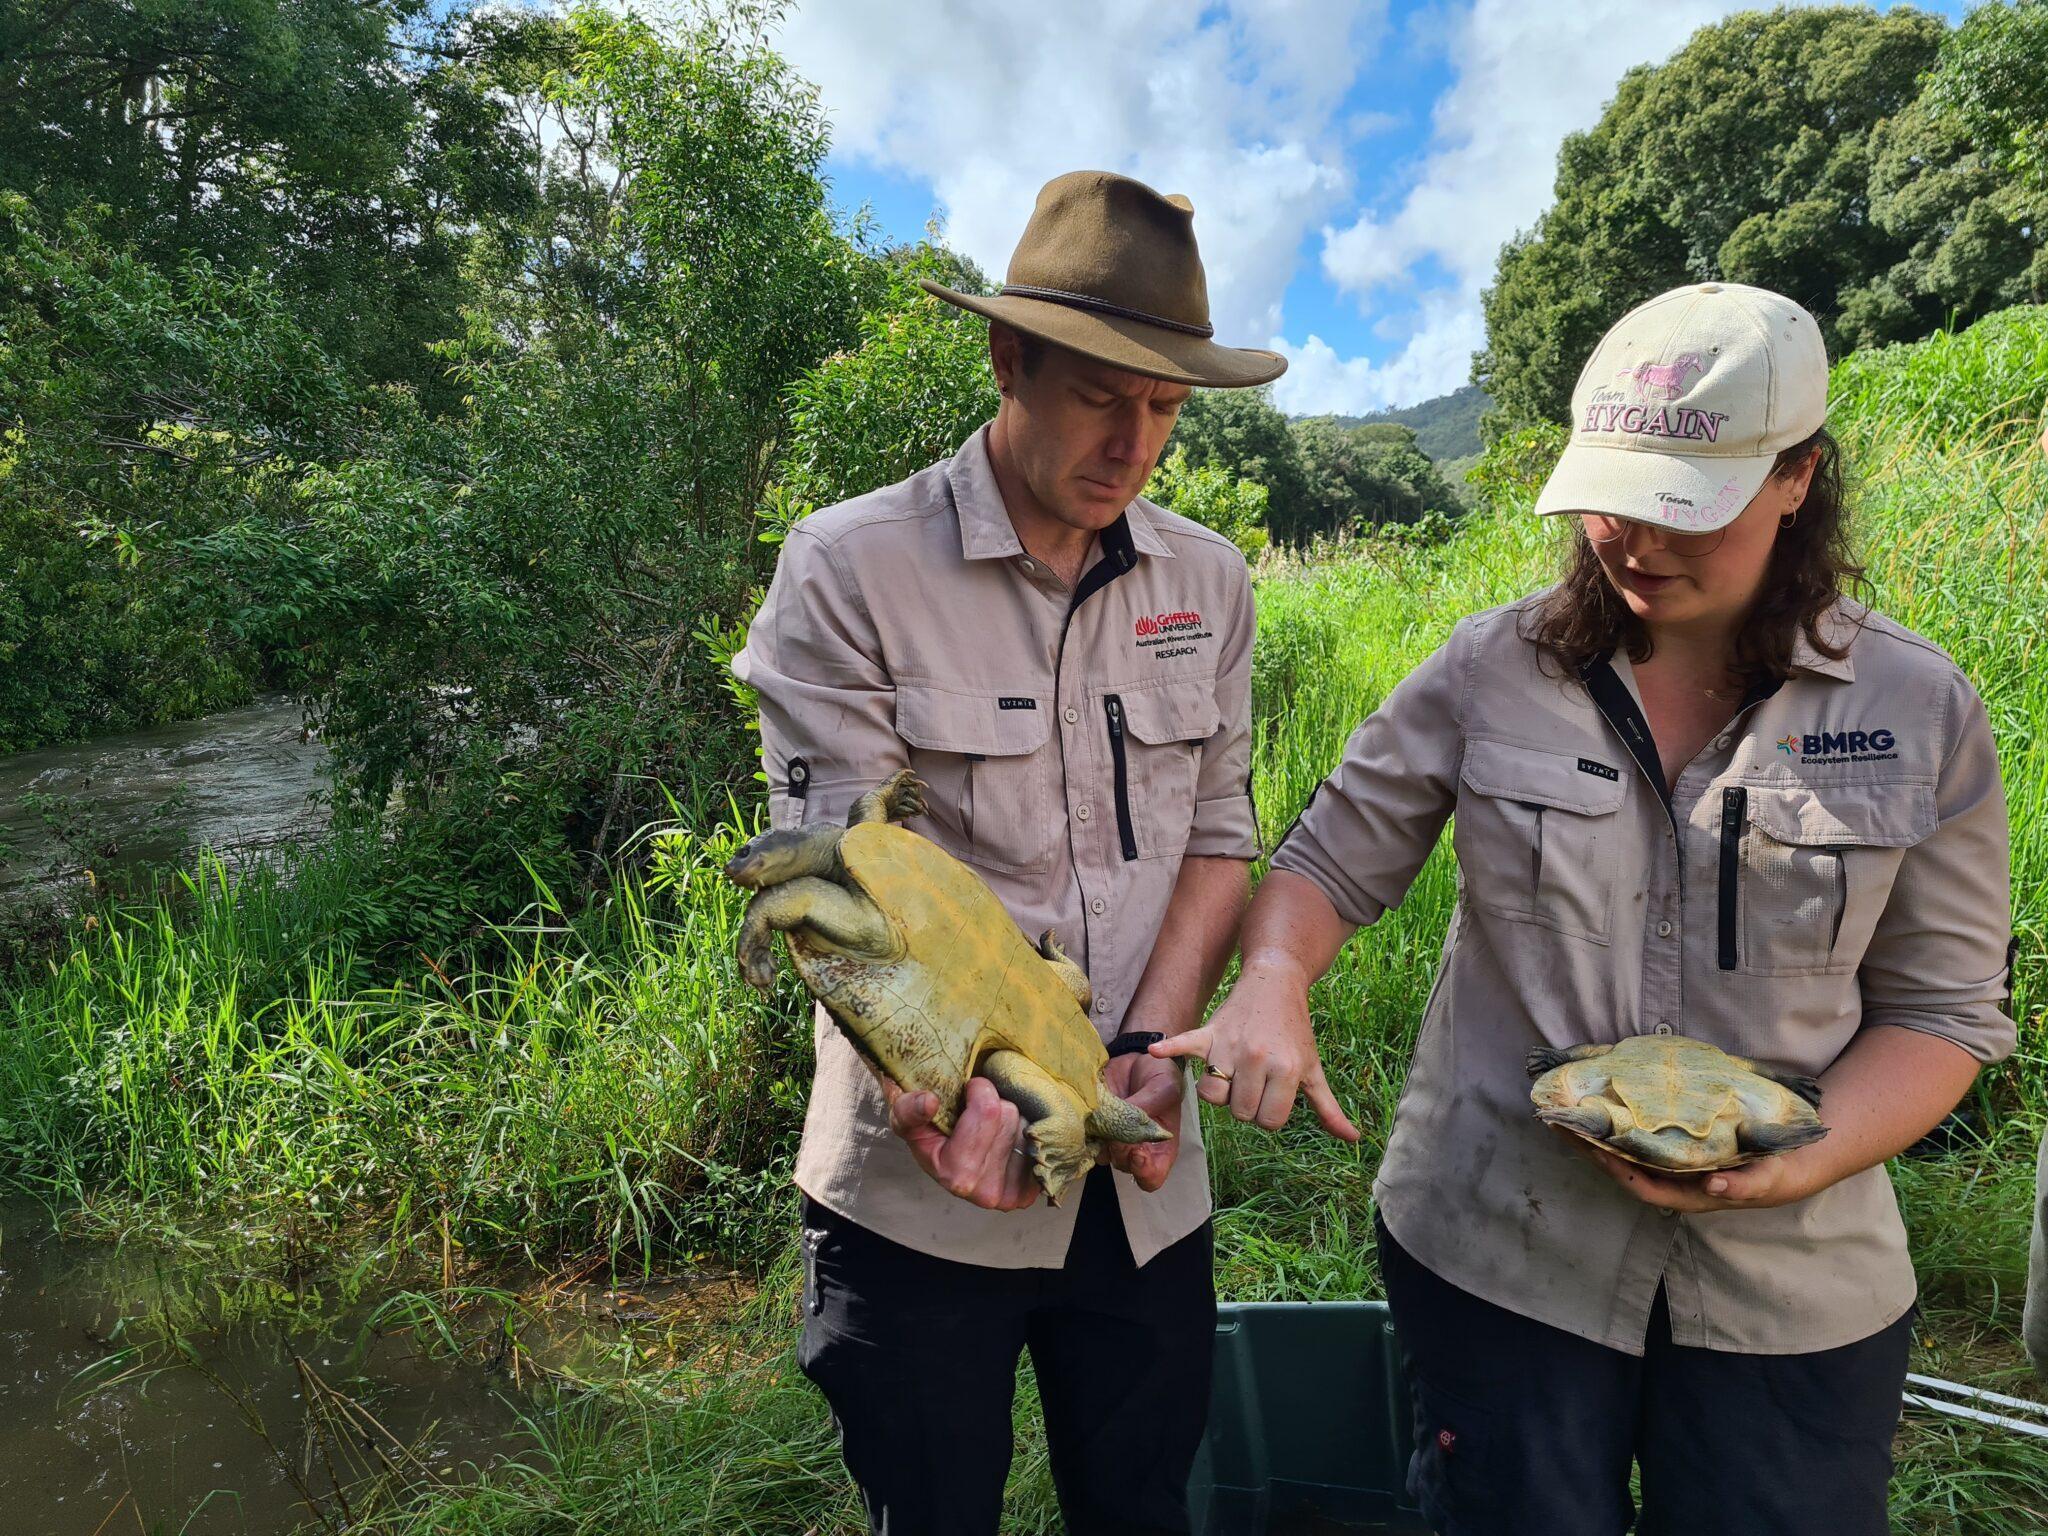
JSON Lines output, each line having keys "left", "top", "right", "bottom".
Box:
{"left": 1149, "top": 961, "right": 1359, "bottom": 1141}
{"left": 1562, "top": 1128, "right": 1833, "bottom": 1212}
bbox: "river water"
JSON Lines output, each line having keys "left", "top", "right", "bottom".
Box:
{"left": 0, "top": 1204, "right": 530, "bottom": 1534}
{"left": 0, "top": 696, "right": 331, "bottom": 897}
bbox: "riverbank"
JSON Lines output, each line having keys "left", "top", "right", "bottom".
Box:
{"left": 1, "top": 308, "right": 2043, "bottom": 1531}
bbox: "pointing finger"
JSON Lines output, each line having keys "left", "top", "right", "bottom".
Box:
{"left": 1305, "top": 1072, "right": 1361, "bottom": 1143}
{"left": 1149, "top": 1028, "right": 1211, "bottom": 1062}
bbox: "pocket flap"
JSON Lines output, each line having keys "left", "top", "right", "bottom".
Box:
{"left": 1745, "top": 782, "right": 1936, "bottom": 849}
{"left": 1119, "top": 681, "right": 1222, "bottom": 745}
{"left": 1461, "top": 739, "right": 1627, "bottom": 816}
{"left": 895, "top": 683, "right": 1050, "bottom": 756}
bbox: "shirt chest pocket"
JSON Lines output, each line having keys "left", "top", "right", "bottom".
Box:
{"left": 1103, "top": 679, "right": 1220, "bottom": 861}
{"left": 895, "top": 683, "right": 1054, "bottom": 875}
{"left": 1454, "top": 739, "right": 1628, "bottom": 945}
{"left": 1718, "top": 782, "right": 1936, "bottom": 977}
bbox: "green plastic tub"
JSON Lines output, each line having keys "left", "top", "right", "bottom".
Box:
{"left": 1188, "top": 1301, "right": 1428, "bottom": 1535}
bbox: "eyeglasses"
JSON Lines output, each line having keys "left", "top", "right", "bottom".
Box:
{"left": 1579, "top": 513, "right": 1728, "bottom": 558}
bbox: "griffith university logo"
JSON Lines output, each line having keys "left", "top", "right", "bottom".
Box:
{"left": 1134, "top": 608, "right": 1211, "bottom": 661}
{"left": 1784, "top": 727, "right": 1899, "bottom": 765}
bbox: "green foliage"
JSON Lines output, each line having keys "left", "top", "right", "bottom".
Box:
{"left": 1169, "top": 387, "right": 1314, "bottom": 541}
{"left": 1144, "top": 448, "right": 1270, "bottom": 558}
{"left": 1466, "top": 421, "right": 1570, "bottom": 512}
{"left": 1292, "top": 418, "right": 1465, "bottom": 533}
{"left": 166, "top": 5, "right": 872, "bottom": 927}
{"left": 1925, "top": 0, "right": 2048, "bottom": 196}
{"left": 773, "top": 253, "right": 1000, "bottom": 526}
{"left": 1321, "top": 383, "right": 1492, "bottom": 463}
{"left": 0, "top": 197, "right": 359, "bottom": 751}
{"left": 1477, "top": 5, "right": 2042, "bottom": 432}
{"left": 0, "top": 0, "right": 538, "bottom": 407}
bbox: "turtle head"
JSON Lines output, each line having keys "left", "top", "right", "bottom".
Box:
{"left": 724, "top": 828, "right": 825, "bottom": 889}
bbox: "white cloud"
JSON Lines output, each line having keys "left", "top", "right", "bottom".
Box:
{"left": 1270, "top": 290, "right": 1484, "bottom": 414}
{"left": 1320, "top": 0, "right": 1751, "bottom": 299}
{"left": 1295, "top": 0, "right": 1823, "bottom": 409}
{"left": 772, "top": 1, "right": 1385, "bottom": 346}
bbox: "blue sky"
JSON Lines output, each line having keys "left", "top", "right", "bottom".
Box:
{"left": 772, "top": 0, "right": 1967, "bottom": 414}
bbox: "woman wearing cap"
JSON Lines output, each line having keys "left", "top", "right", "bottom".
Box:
{"left": 1155, "top": 282, "right": 2014, "bottom": 1534}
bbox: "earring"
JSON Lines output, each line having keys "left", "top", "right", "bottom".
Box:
{"left": 1779, "top": 509, "right": 1798, "bottom": 529}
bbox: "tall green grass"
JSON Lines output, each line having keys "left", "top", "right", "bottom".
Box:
{"left": 2, "top": 305, "right": 2045, "bottom": 1533}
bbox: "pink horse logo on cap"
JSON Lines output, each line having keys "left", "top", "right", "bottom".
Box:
{"left": 1616, "top": 352, "right": 1706, "bottom": 402}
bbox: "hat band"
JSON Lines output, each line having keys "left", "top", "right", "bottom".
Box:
{"left": 997, "top": 283, "right": 1215, "bottom": 339}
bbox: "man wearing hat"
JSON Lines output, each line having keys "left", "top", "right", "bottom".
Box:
{"left": 734, "top": 170, "right": 1285, "bottom": 1534}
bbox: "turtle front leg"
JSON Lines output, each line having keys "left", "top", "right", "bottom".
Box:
{"left": 736, "top": 877, "right": 898, "bottom": 991}
{"left": 980, "top": 1049, "right": 1093, "bottom": 1205}
{"left": 1536, "top": 1097, "right": 1621, "bottom": 1142}
{"left": 1525, "top": 1042, "right": 1612, "bottom": 1079}
{"left": 846, "top": 770, "right": 928, "bottom": 827}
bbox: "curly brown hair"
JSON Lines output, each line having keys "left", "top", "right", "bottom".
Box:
{"left": 1521, "top": 428, "right": 1865, "bottom": 691}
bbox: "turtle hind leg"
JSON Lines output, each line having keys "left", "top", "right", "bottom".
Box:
{"left": 1761, "top": 1068, "right": 1823, "bottom": 1108}
{"left": 736, "top": 877, "right": 896, "bottom": 991}
{"left": 1738, "top": 1117, "right": 1829, "bottom": 1156}
{"left": 1526, "top": 1043, "right": 1611, "bottom": 1079}
{"left": 846, "top": 770, "right": 927, "bottom": 827}
{"left": 979, "top": 1049, "right": 1092, "bottom": 1205}
{"left": 1087, "top": 1091, "right": 1170, "bottom": 1146}
{"left": 1036, "top": 929, "right": 1093, "bottom": 1014}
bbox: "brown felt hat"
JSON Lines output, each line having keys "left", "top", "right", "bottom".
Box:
{"left": 919, "top": 170, "right": 1287, "bottom": 389}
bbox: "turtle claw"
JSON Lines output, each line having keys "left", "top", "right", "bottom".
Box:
{"left": 882, "top": 771, "right": 928, "bottom": 822}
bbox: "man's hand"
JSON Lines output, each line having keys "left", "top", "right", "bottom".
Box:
{"left": 1149, "top": 961, "right": 1359, "bottom": 1141}
{"left": 880, "top": 1075, "right": 1040, "bottom": 1211}
{"left": 1555, "top": 1126, "right": 1832, "bottom": 1212}
{"left": 1099, "top": 1050, "right": 1184, "bottom": 1192}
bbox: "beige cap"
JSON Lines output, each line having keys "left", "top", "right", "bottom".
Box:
{"left": 1534, "top": 282, "right": 1829, "bottom": 532}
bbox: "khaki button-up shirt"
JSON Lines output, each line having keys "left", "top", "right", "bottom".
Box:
{"left": 733, "top": 426, "right": 1260, "bottom": 1268}
{"left": 1273, "top": 595, "right": 2013, "bottom": 1355}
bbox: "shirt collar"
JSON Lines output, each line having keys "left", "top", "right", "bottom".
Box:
{"left": 946, "top": 424, "right": 1174, "bottom": 564}
{"left": 1788, "top": 601, "right": 1860, "bottom": 682}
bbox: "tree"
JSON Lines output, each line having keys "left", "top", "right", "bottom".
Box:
{"left": 1474, "top": 6, "right": 2036, "bottom": 432}
{"left": 1144, "top": 450, "right": 1269, "bottom": 558}
{"left": 0, "top": 0, "right": 537, "bottom": 408}
{"left": 1166, "top": 387, "right": 1312, "bottom": 542}
{"left": 773, "top": 248, "right": 999, "bottom": 522}
{"left": 1293, "top": 419, "right": 1462, "bottom": 535}
{"left": 181, "top": 4, "right": 873, "bottom": 909}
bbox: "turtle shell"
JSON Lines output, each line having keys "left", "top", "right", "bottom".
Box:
{"left": 787, "top": 821, "right": 1109, "bottom": 1132}
{"left": 1530, "top": 1034, "right": 1826, "bottom": 1173}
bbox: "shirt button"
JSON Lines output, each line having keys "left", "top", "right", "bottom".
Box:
{"left": 1091, "top": 897, "right": 1106, "bottom": 916}
{"left": 1094, "top": 997, "right": 1110, "bottom": 1015}
{"left": 1714, "top": 735, "right": 1730, "bottom": 751}
{"left": 1654, "top": 1022, "right": 1674, "bottom": 1035}
{"left": 1064, "top": 706, "right": 1078, "bottom": 724}
{"left": 1020, "top": 558, "right": 1037, "bottom": 573}
{"left": 1657, "top": 920, "right": 1673, "bottom": 938}
{"left": 1076, "top": 804, "right": 1092, "bottom": 822}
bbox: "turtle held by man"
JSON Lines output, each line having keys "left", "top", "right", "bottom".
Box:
{"left": 724, "top": 769, "right": 1171, "bottom": 1203}
{"left": 1528, "top": 1034, "right": 1829, "bottom": 1174}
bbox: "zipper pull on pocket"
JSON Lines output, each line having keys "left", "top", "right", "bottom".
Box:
{"left": 1717, "top": 786, "right": 1747, "bottom": 971}
{"left": 1103, "top": 696, "right": 1139, "bottom": 862}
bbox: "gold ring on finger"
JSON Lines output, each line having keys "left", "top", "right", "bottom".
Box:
{"left": 1207, "top": 1068, "right": 1234, "bottom": 1085}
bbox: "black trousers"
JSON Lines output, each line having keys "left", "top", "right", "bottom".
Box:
{"left": 1377, "top": 1216, "right": 1911, "bottom": 1536}
{"left": 798, "top": 1167, "right": 1216, "bottom": 1536}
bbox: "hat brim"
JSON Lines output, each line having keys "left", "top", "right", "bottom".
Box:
{"left": 918, "top": 281, "right": 1286, "bottom": 389}
{"left": 1533, "top": 440, "right": 1777, "bottom": 533}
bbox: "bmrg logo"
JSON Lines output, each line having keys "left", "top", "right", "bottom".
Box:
{"left": 1790, "top": 727, "right": 1898, "bottom": 765}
